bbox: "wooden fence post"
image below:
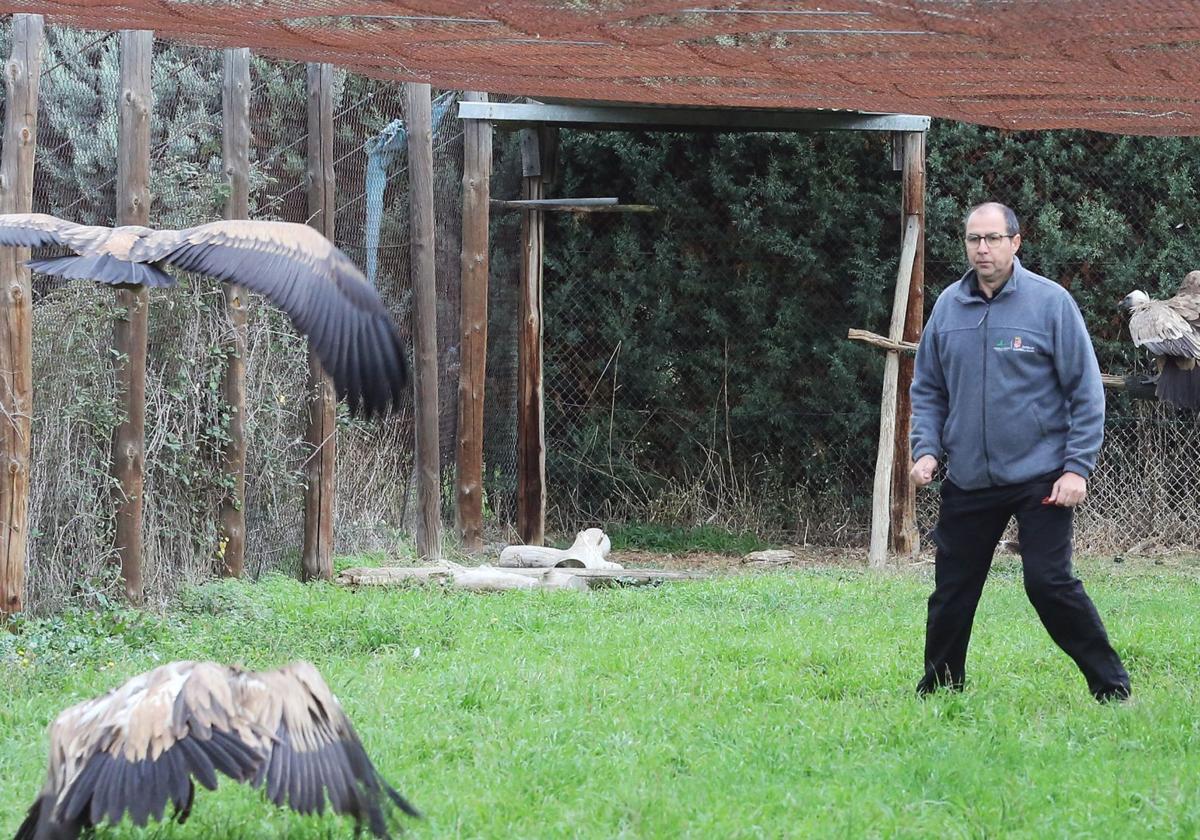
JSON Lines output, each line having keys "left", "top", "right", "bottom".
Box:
{"left": 869, "top": 215, "right": 920, "bottom": 568}
{"left": 890, "top": 130, "right": 926, "bottom": 555}
{"left": 517, "top": 127, "right": 547, "bottom": 546}
{"left": 111, "top": 29, "right": 152, "bottom": 605}
{"left": 0, "top": 14, "right": 44, "bottom": 619}
{"left": 406, "top": 82, "right": 442, "bottom": 562}
{"left": 302, "top": 62, "right": 336, "bottom": 582}
{"left": 218, "top": 47, "right": 250, "bottom": 578}
{"left": 455, "top": 92, "right": 491, "bottom": 553}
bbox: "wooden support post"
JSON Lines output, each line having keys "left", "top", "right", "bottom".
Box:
{"left": 407, "top": 82, "right": 442, "bottom": 563}
{"left": 218, "top": 47, "right": 250, "bottom": 578}
{"left": 302, "top": 62, "right": 336, "bottom": 582}
{"left": 890, "top": 130, "right": 926, "bottom": 554}
{"left": 455, "top": 91, "right": 491, "bottom": 553}
{"left": 517, "top": 127, "right": 548, "bottom": 546}
{"left": 111, "top": 29, "right": 152, "bottom": 605}
{"left": 869, "top": 215, "right": 920, "bottom": 569}
{"left": 0, "top": 14, "right": 44, "bottom": 619}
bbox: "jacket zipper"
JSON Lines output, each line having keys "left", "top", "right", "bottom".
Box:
{"left": 979, "top": 304, "right": 996, "bottom": 484}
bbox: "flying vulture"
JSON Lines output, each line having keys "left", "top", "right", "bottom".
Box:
{"left": 1121, "top": 270, "right": 1200, "bottom": 409}
{"left": 0, "top": 214, "right": 409, "bottom": 418}
{"left": 14, "top": 660, "right": 419, "bottom": 840}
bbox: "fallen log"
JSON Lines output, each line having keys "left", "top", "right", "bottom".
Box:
{"left": 336, "top": 565, "right": 708, "bottom": 590}
{"left": 498, "top": 527, "right": 622, "bottom": 569}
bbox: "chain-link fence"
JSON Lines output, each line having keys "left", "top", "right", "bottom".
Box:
{"left": 7, "top": 23, "right": 1199, "bottom": 611}
{"left": 504, "top": 126, "right": 1200, "bottom": 553}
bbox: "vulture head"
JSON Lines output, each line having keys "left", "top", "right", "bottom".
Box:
{"left": 1121, "top": 272, "right": 1200, "bottom": 409}
{"left": 0, "top": 214, "right": 409, "bottom": 418}
{"left": 14, "top": 660, "right": 419, "bottom": 840}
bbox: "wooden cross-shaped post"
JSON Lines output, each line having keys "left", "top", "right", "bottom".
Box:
{"left": 864, "top": 215, "right": 920, "bottom": 568}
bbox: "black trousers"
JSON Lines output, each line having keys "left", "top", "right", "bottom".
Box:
{"left": 918, "top": 472, "right": 1130, "bottom": 700}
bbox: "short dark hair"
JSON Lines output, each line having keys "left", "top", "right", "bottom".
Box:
{"left": 964, "top": 202, "right": 1020, "bottom": 236}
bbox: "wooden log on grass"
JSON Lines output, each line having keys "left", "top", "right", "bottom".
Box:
{"left": 455, "top": 91, "right": 491, "bottom": 553}
{"left": 0, "top": 14, "right": 44, "bottom": 619}
{"left": 498, "top": 527, "right": 622, "bottom": 569}
{"left": 868, "top": 215, "right": 920, "bottom": 569}
{"left": 302, "top": 62, "right": 336, "bottom": 582}
{"left": 218, "top": 47, "right": 250, "bottom": 578}
{"left": 336, "top": 565, "right": 708, "bottom": 589}
{"left": 111, "top": 29, "right": 153, "bottom": 605}
{"left": 406, "top": 82, "right": 443, "bottom": 562}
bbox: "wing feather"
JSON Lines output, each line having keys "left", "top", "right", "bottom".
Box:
{"left": 131, "top": 220, "right": 408, "bottom": 416}
{"left": 0, "top": 213, "right": 115, "bottom": 252}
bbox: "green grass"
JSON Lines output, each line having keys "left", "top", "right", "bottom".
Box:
{"left": 2, "top": 556, "right": 1199, "bottom": 838}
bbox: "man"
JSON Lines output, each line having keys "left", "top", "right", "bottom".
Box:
{"left": 909, "top": 202, "right": 1130, "bottom": 703}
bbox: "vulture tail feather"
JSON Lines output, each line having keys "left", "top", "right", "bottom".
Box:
{"left": 1156, "top": 364, "right": 1200, "bottom": 409}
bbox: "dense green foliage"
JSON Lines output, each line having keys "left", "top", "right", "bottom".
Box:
{"left": 3, "top": 559, "right": 1199, "bottom": 837}
{"left": 539, "top": 123, "right": 1200, "bottom": 525}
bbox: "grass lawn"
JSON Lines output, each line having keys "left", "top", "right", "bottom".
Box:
{"left": 2, "top": 555, "right": 1198, "bottom": 838}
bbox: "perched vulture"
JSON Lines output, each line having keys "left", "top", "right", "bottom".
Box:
{"left": 0, "top": 214, "right": 409, "bottom": 418}
{"left": 1121, "top": 270, "right": 1200, "bottom": 409}
{"left": 15, "top": 660, "right": 419, "bottom": 840}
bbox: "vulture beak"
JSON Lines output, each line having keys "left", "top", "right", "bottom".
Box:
{"left": 1118, "top": 294, "right": 1135, "bottom": 311}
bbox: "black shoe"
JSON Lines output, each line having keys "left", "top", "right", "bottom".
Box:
{"left": 916, "top": 678, "right": 964, "bottom": 697}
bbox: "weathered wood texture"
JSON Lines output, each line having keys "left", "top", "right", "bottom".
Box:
{"left": 891, "top": 131, "right": 925, "bottom": 555}
{"left": 869, "top": 215, "right": 920, "bottom": 569}
{"left": 218, "top": 47, "right": 250, "bottom": 578}
{"left": 516, "top": 128, "right": 548, "bottom": 546}
{"left": 455, "top": 91, "right": 491, "bottom": 553}
{"left": 302, "top": 62, "right": 336, "bottom": 582}
{"left": 337, "top": 565, "right": 708, "bottom": 589}
{"left": 0, "top": 14, "right": 44, "bottom": 618}
{"left": 111, "top": 29, "right": 152, "bottom": 605}
{"left": 406, "top": 82, "right": 442, "bottom": 562}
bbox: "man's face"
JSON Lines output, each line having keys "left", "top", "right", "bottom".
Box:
{"left": 964, "top": 206, "right": 1020, "bottom": 284}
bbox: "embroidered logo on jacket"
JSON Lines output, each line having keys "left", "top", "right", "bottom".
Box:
{"left": 993, "top": 335, "right": 1039, "bottom": 353}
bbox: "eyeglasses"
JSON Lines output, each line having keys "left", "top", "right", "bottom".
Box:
{"left": 965, "top": 232, "right": 1015, "bottom": 247}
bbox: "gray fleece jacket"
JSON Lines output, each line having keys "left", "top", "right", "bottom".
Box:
{"left": 909, "top": 256, "right": 1105, "bottom": 490}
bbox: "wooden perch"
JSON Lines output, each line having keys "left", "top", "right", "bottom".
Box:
{"left": 847, "top": 328, "right": 917, "bottom": 354}
{"left": 499, "top": 527, "right": 622, "bottom": 569}
{"left": 850, "top": 332, "right": 1150, "bottom": 397}
{"left": 336, "top": 565, "right": 707, "bottom": 590}
{"left": 491, "top": 198, "right": 657, "bottom": 213}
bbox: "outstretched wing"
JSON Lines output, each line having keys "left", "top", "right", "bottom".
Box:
{"left": 0, "top": 213, "right": 116, "bottom": 254}
{"left": 130, "top": 220, "right": 408, "bottom": 417}
{"left": 234, "top": 661, "right": 419, "bottom": 837}
{"left": 1129, "top": 301, "right": 1200, "bottom": 360}
{"left": 38, "top": 662, "right": 265, "bottom": 835}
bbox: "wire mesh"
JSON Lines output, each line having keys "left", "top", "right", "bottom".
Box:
{"left": 6, "top": 24, "right": 1200, "bottom": 613}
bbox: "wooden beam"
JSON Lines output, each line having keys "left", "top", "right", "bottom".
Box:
{"left": 458, "top": 101, "right": 931, "bottom": 134}
{"left": 891, "top": 130, "right": 925, "bottom": 556}
{"left": 111, "top": 29, "right": 152, "bottom": 605}
{"left": 517, "top": 127, "right": 548, "bottom": 546}
{"left": 302, "top": 62, "right": 336, "bottom": 583}
{"left": 490, "top": 198, "right": 657, "bottom": 213}
{"left": 0, "top": 14, "right": 44, "bottom": 620}
{"left": 847, "top": 328, "right": 916, "bottom": 354}
{"left": 455, "top": 91, "right": 491, "bottom": 554}
{"left": 869, "top": 215, "right": 920, "bottom": 569}
{"left": 218, "top": 47, "right": 250, "bottom": 579}
{"left": 407, "top": 82, "right": 442, "bottom": 563}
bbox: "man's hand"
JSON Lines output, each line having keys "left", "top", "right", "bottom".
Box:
{"left": 910, "top": 454, "right": 938, "bottom": 487}
{"left": 1047, "top": 471, "right": 1087, "bottom": 507}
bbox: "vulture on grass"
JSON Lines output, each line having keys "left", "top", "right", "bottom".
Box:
{"left": 1121, "top": 271, "right": 1200, "bottom": 409}
{"left": 0, "top": 214, "right": 408, "bottom": 418}
{"left": 14, "top": 660, "right": 419, "bottom": 840}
